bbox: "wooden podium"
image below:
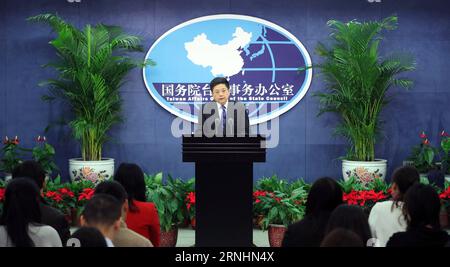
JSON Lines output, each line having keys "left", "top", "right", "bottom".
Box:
{"left": 182, "top": 135, "right": 266, "bottom": 247}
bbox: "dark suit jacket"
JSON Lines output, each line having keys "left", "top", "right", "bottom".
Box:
{"left": 40, "top": 202, "right": 71, "bottom": 246}
{"left": 197, "top": 101, "right": 250, "bottom": 137}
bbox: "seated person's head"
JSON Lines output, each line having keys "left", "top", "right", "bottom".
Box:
{"left": 391, "top": 166, "right": 420, "bottom": 201}
{"left": 325, "top": 204, "right": 372, "bottom": 245}
{"left": 403, "top": 184, "right": 441, "bottom": 230}
{"left": 80, "top": 194, "right": 122, "bottom": 240}
{"left": 320, "top": 228, "right": 364, "bottom": 247}
{"left": 69, "top": 227, "right": 107, "bottom": 247}
{"left": 210, "top": 77, "right": 230, "bottom": 106}
{"left": 113, "top": 163, "right": 147, "bottom": 212}
{"left": 94, "top": 181, "right": 128, "bottom": 219}
{"left": 1, "top": 178, "right": 42, "bottom": 247}
{"left": 12, "top": 160, "right": 46, "bottom": 191}
{"left": 305, "top": 177, "right": 343, "bottom": 217}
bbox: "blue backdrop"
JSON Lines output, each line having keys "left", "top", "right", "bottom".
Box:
{"left": 1, "top": 0, "right": 450, "bottom": 183}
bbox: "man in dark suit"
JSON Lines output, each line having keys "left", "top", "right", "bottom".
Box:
{"left": 197, "top": 77, "right": 250, "bottom": 137}
{"left": 12, "top": 161, "right": 71, "bottom": 246}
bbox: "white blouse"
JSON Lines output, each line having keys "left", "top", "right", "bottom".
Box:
{"left": 368, "top": 200, "right": 407, "bottom": 247}
{"left": 0, "top": 224, "right": 62, "bottom": 247}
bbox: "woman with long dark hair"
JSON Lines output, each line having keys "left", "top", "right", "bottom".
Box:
{"left": 387, "top": 184, "right": 449, "bottom": 246}
{"left": 114, "top": 163, "right": 160, "bottom": 247}
{"left": 0, "top": 178, "right": 62, "bottom": 247}
{"left": 282, "top": 177, "right": 343, "bottom": 247}
{"left": 325, "top": 204, "right": 372, "bottom": 246}
{"left": 368, "top": 166, "right": 420, "bottom": 246}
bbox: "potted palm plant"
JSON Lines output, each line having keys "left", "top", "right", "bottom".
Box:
{"left": 28, "top": 14, "right": 153, "bottom": 183}
{"left": 312, "top": 16, "right": 416, "bottom": 181}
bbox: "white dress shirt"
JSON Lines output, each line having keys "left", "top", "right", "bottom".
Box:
{"left": 216, "top": 101, "right": 229, "bottom": 122}
{"left": 105, "top": 237, "right": 115, "bottom": 247}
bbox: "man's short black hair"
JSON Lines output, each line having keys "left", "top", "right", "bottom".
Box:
{"left": 210, "top": 77, "right": 229, "bottom": 91}
{"left": 82, "top": 194, "right": 122, "bottom": 226}
{"left": 70, "top": 227, "right": 107, "bottom": 247}
{"left": 12, "top": 160, "right": 46, "bottom": 189}
{"left": 94, "top": 181, "right": 128, "bottom": 204}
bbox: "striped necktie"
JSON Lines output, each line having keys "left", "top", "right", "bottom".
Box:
{"left": 221, "top": 105, "right": 227, "bottom": 135}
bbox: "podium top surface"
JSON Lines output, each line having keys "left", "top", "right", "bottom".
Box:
{"left": 182, "top": 134, "right": 266, "bottom": 163}
{"left": 182, "top": 134, "right": 265, "bottom": 142}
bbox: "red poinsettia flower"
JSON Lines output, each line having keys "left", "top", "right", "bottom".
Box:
{"left": 423, "top": 139, "right": 430, "bottom": 145}
{"left": 0, "top": 188, "right": 5, "bottom": 202}
{"left": 78, "top": 188, "right": 95, "bottom": 201}
{"left": 53, "top": 193, "right": 63, "bottom": 203}
{"left": 185, "top": 192, "right": 195, "bottom": 210}
{"left": 45, "top": 191, "right": 56, "bottom": 198}
{"left": 343, "top": 189, "right": 388, "bottom": 207}
{"left": 253, "top": 190, "right": 269, "bottom": 204}
{"left": 58, "top": 188, "right": 74, "bottom": 198}
{"left": 440, "top": 187, "right": 450, "bottom": 200}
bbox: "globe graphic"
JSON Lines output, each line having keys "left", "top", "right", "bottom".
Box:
{"left": 143, "top": 16, "right": 311, "bottom": 124}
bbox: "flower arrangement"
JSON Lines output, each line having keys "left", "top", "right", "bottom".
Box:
{"left": 340, "top": 176, "right": 390, "bottom": 213}
{"left": 253, "top": 176, "right": 309, "bottom": 229}
{"left": 343, "top": 190, "right": 389, "bottom": 212}
{"left": 43, "top": 187, "right": 76, "bottom": 217}
{"left": 407, "top": 131, "right": 439, "bottom": 174}
{"left": 32, "top": 136, "right": 58, "bottom": 176}
{"left": 258, "top": 190, "right": 306, "bottom": 230}
{"left": 43, "top": 176, "right": 95, "bottom": 223}
{"left": 0, "top": 136, "right": 24, "bottom": 175}
{"left": 1, "top": 136, "right": 59, "bottom": 178}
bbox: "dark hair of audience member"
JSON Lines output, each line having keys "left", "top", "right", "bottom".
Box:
{"left": 391, "top": 166, "right": 420, "bottom": 209}
{"left": 12, "top": 160, "right": 46, "bottom": 189}
{"left": 69, "top": 227, "right": 107, "bottom": 247}
{"left": 320, "top": 228, "right": 364, "bottom": 247}
{"left": 94, "top": 181, "right": 128, "bottom": 204}
{"left": 113, "top": 163, "right": 147, "bottom": 212}
{"left": 81, "top": 194, "right": 122, "bottom": 226}
{"left": 403, "top": 183, "right": 441, "bottom": 231}
{"left": 0, "top": 178, "right": 42, "bottom": 247}
{"left": 325, "top": 204, "right": 372, "bottom": 245}
{"left": 305, "top": 177, "right": 343, "bottom": 217}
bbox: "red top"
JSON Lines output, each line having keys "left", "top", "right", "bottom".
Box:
{"left": 125, "top": 200, "right": 161, "bottom": 247}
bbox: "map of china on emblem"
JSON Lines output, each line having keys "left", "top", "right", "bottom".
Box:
{"left": 143, "top": 14, "right": 312, "bottom": 125}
